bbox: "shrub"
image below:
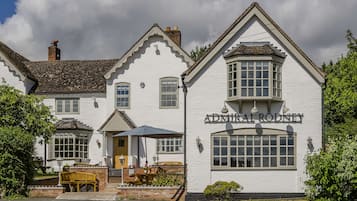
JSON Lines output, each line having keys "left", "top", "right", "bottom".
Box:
{"left": 0, "top": 127, "right": 34, "bottom": 196}
{"left": 305, "top": 136, "right": 357, "bottom": 201}
{"left": 152, "top": 173, "right": 182, "bottom": 186}
{"left": 204, "top": 181, "right": 241, "bottom": 201}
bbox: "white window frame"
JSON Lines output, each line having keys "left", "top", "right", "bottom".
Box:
{"left": 159, "top": 77, "right": 179, "bottom": 109}
{"left": 115, "top": 82, "right": 130, "bottom": 109}
{"left": 211, "top": 131, "right": 296, "bottom": 170}
{"left": 55, "top": 98, "right": 80, "bottom": 114}
{"left": 157, "top": 137, "right": 183, "bottom": 154}
{"left": 226, "top": 57, "right": 283, "bottom": 101}
{"left": 50, "top": 132, "right": 89, "bottom": 160}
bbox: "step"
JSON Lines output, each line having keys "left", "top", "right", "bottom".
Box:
{"left": 56, "top": 192, "right": 117, "bottom": 200}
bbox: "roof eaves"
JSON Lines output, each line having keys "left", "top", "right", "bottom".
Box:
{"left": 183, "top": 2, "right": 325, "bottom": 84}
{"left": 104, "top": 24, "right": 194, "bottom": 80}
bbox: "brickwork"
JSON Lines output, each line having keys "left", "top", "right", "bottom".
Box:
{"left": 69, "top": 166, "right": 108, "bottom": 191}
{"left": 28, "top": 186, "right": 65, "bottom": 198}
{"left": 117, "top": 186, "right": 180, "bottom": 201}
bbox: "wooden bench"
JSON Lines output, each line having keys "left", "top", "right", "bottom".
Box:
{"left": 60, "top": 172, "right": 97, "bottom": 192}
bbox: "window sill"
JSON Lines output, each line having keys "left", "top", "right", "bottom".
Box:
{"left": 211, "top": 167, "right": 297, "bottom": 171}
{"left": 157, "top": 152, "right": 183, "bottom": 155}
{"left": 226, "top": 96, "right": 282, "bottom": 102}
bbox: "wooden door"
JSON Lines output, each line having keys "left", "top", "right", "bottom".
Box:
{"left": 113, "top": 136, "right": 128, "bottom": 169}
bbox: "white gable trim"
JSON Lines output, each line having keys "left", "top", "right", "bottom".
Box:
{"left": 184, "top": 3, "right": 325, "bottom": 84}
{"left": 104, "top": 24, "right": 194, "bottom": 80}
{"left": 0, "top": 51, "right": 26, "bottom": 81}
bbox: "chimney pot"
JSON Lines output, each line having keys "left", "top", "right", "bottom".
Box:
{"left": 165, "top": 25, "right": 181, "bottom": 47}
{"left": 48, "top": 40, "right": 61, "bottom": 61}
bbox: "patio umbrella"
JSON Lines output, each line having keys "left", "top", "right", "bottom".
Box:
{"left": 113, "top": 125, "right": 182, "bottom": 166}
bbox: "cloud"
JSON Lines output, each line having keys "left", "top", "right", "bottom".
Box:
{"left": 0, "top": 0, "right": 356, "bottom": 65}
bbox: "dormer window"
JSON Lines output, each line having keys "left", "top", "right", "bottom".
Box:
{"left": 224, "top": 42, "right": 285, "bottom": 102}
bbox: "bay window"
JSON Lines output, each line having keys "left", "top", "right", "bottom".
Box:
{"left": 224, "top": 42, "right": 285, "bottom": 101}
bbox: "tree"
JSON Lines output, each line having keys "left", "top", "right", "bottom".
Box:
{"left": 190, "top": 44, "right": 210, "bottom": 61}
{"left": 0, "top": 85, "right": 55, "bottom": 141}
{"left": 323, "top": 31, "right": 357, "bottom": 127}
{"left": 305, "top": 136, "right": 357, "bottom": 201}
{"left": 0, "top": 127, "right": 35, "bottom": 196}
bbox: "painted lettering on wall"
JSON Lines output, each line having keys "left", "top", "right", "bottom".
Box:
{"left": 204, "top": 113, "right": 303, "bottom": 124}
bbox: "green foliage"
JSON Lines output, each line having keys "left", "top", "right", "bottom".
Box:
{"left": 323, "top": 51, "right": 357, "bottom": 126}
{"left": 346, "top": 29, "right": 357, "bottom": 54}
{"left": 326, "top": 118, "right": 357, "bottom": 141}
{"left": 190, "top": 44, "right": 210, "bottom": 61}
{"left": 0, "top": 85, "right": 55, "bottom": 141}
{"left": 0, "top": 127, "right": 35, "bottom": 197}
{"left": 204, "top": 181, "right": 241, "bottom": 201}
{"left": 152, "top": 173, "right": 182, "bottom": 186}
{"left": 305, "top": 136, "right": 357, "bottom": 201}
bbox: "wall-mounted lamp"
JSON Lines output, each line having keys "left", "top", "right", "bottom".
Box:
{"left": 221, "top": 102, "right": 228, "bottom": 113}
{"left": 140, "top": 82, "right": 145, "bottom": 88}
{"left": 154, "top": 45, "right": 160, "bottom": 55}
{"left": 307, "top": 137, "right": 314, "bottom": 153}
{"left": 96, "top": 139, "right": 101, "bottom": 148}
{"left": 196, "top": 136, "right": 204, "bottom": 153}
{"left": 283, "top": 101, "right": 290, "bottom": 113}
{"left": 1, "top": 77, "right": 6, "bottom": 84}
{"left": 251, "top": 100, "right": 258, "bottom": 114}
{"left": 93, "top": 97, "right": 98, "bottom": 108}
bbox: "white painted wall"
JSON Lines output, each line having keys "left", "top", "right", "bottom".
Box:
{"left": 106, "top": 36, "right": 186, "bottom": 167}
{"left": 185, "top": 18, "right": 322, "bottom": 193}
{"left": 34, "top": 94, "right": 107, "bottom": 171}
{"left": 0, "top": 61, "right": 35, "bottom": 93}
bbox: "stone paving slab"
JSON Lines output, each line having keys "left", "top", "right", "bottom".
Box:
{"left": 56, "top": 192, "right": 117, "bottom": 200}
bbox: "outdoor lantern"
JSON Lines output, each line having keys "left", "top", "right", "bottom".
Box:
{"left": 251, "top": 100, "right": 259, "bottom": 114}
{"left": 56, "top": 157, "right": 63, "bottom": 186}
{"left": 221, "top": 102, "right": 228, "bottom": 113}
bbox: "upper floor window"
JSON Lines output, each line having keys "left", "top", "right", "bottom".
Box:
{"left": 160, "top": 77, "right": 179, "bottom": 108}
{"left": 116, "top": 83, "right": 130, "bottom": 109}
{"left": 224, "top": 42, "right": 285, "bottom": 101}
{"left": 56, "top": 98, "right": 79, "bottom": 114}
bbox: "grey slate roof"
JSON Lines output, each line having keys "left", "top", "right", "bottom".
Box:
{"left": 56, "top": 118, "right": 93, "bottom": 131}
{"left": 0, "top": 41, "right": 36, "bottom": 81}
{"left": 25, "top": 59, "right": 119, "bottom": 94}
{"left": 224, "top": 42, "right": 286, "bottom": 59}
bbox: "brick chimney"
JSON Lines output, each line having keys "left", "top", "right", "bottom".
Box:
{"left": 165, "top": 26, "right": 181, "bottom": 47}
{"left": 48, "top": 40, "right": 61, "bottom": 61}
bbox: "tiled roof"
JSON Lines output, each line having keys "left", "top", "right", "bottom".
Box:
{"left": 25, "top": 59, "right": 119, "bottom": 94}
{"left": 224, "top": 42, "right": 286, "bottom": 58}
{"left": 0, "top": 41, "right": 36, "bottom": 81}
{"left": 56, "top": 118, "right": 93, "bottom": 131}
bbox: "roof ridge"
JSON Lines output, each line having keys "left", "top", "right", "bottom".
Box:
{"left": 25, "top": 58, "right": 120, "bottom": 63}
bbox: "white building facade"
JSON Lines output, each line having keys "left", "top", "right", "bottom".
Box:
{"left": 0, "top": 2, "right": 324, "bottom": 198}
{"left": 183, "top": 3, "right": 324, "bottom": 197}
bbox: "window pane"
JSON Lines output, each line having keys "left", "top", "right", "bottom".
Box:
{"left": 230, "top": 137, "right": 237, "bottom": 146}
{"left": 288, "top": 157, "right": 294, "bottom": 165}
{"left": 213, "top": 158, "right": 220, "bottom": 166}
{"left": 263, "top": 157, "right": 269, "bottom": 167}
{"left": 73, "top": 99, "right": 79, "bottom": 112}
{"left": 254, "top": 157, "right": 261, "bottom": 167}
{"left": 280, "top": 147, "right": 286, "bottom": 155}
{"left": 246, "top": 136, "right": 253, "bottom": 145}
{"left": 65, "top": 100, "right": 70, "bottom": 112}
{"left": 238, "top": 157, "right": 245, "bottom": 167}
{"left": 248, "top": 88, "right": 254, "bottom": 96}
{"left": 56, "top": 100, "right": 63, "bottom": 112}
{"left": 221, "top": 158, "right": 227, "bottom": 166}
{"left": 221, "top": 137, "right": 227, "bottom": 146}
{"left": 238, "top": 136, "right": 244, "bottom": 145}
{"left": 238, "top": 147, "right": 244, "bottom": 155}
{"left": 231, "top": 147, "right": 237, "bottom": 155}
{"left": 271, "top": 157, "right": 277, "bottom": 167}
{"left": 280, "top": 157, "right": 286, "bottom": 166}
{"left": 246, "top": 157, "right": 253, "bottom": 167}
{"left": 231, "top": 157, "right": 237, "bottom": 167}
{"left": 246, "top": 147, "right": 253, "bottom": 155}
{"left": 221, "top": 147, "right": 227, "bottom": 155}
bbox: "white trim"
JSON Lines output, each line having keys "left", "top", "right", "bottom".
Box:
{"left": 184, "top": 5, "right": 324, "bottom": 84}
{"left": 104, "top": 25, "right": 194, "bottom": 80}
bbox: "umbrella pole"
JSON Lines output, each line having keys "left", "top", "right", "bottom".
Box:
{"left": 137, "top": 136, "right": 140, "bottom": 168}
{"left": 145, "top": 137, "right": 148, "bottom": 166}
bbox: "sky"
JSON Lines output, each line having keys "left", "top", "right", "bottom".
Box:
{"left": 0, "top": 0, "right": 356, "bottom": 65}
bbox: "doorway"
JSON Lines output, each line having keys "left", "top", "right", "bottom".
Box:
{"left": 113, "top": 136, "right": 128, "bottom": 169}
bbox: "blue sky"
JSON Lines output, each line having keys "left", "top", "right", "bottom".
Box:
{"left": 0, "top": 0, "right": 16, "bottom": 24}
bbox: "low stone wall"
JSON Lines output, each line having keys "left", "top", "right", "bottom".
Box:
{"left": 117, "top": 186, "right": 181, "bottom": 201}
{"left": 69, "top": 166, "right": 108, "bottom": 191}
{"left": 28, "top": 185, "right": 65, "bottom": 198}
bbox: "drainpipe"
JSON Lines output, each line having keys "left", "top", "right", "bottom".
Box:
{"left": 181, "top": 75, "right": 188, "bottom": 190}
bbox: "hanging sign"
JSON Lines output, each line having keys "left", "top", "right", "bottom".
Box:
{"left": 204, "top": 113, "right": 303, "bottom": 124}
